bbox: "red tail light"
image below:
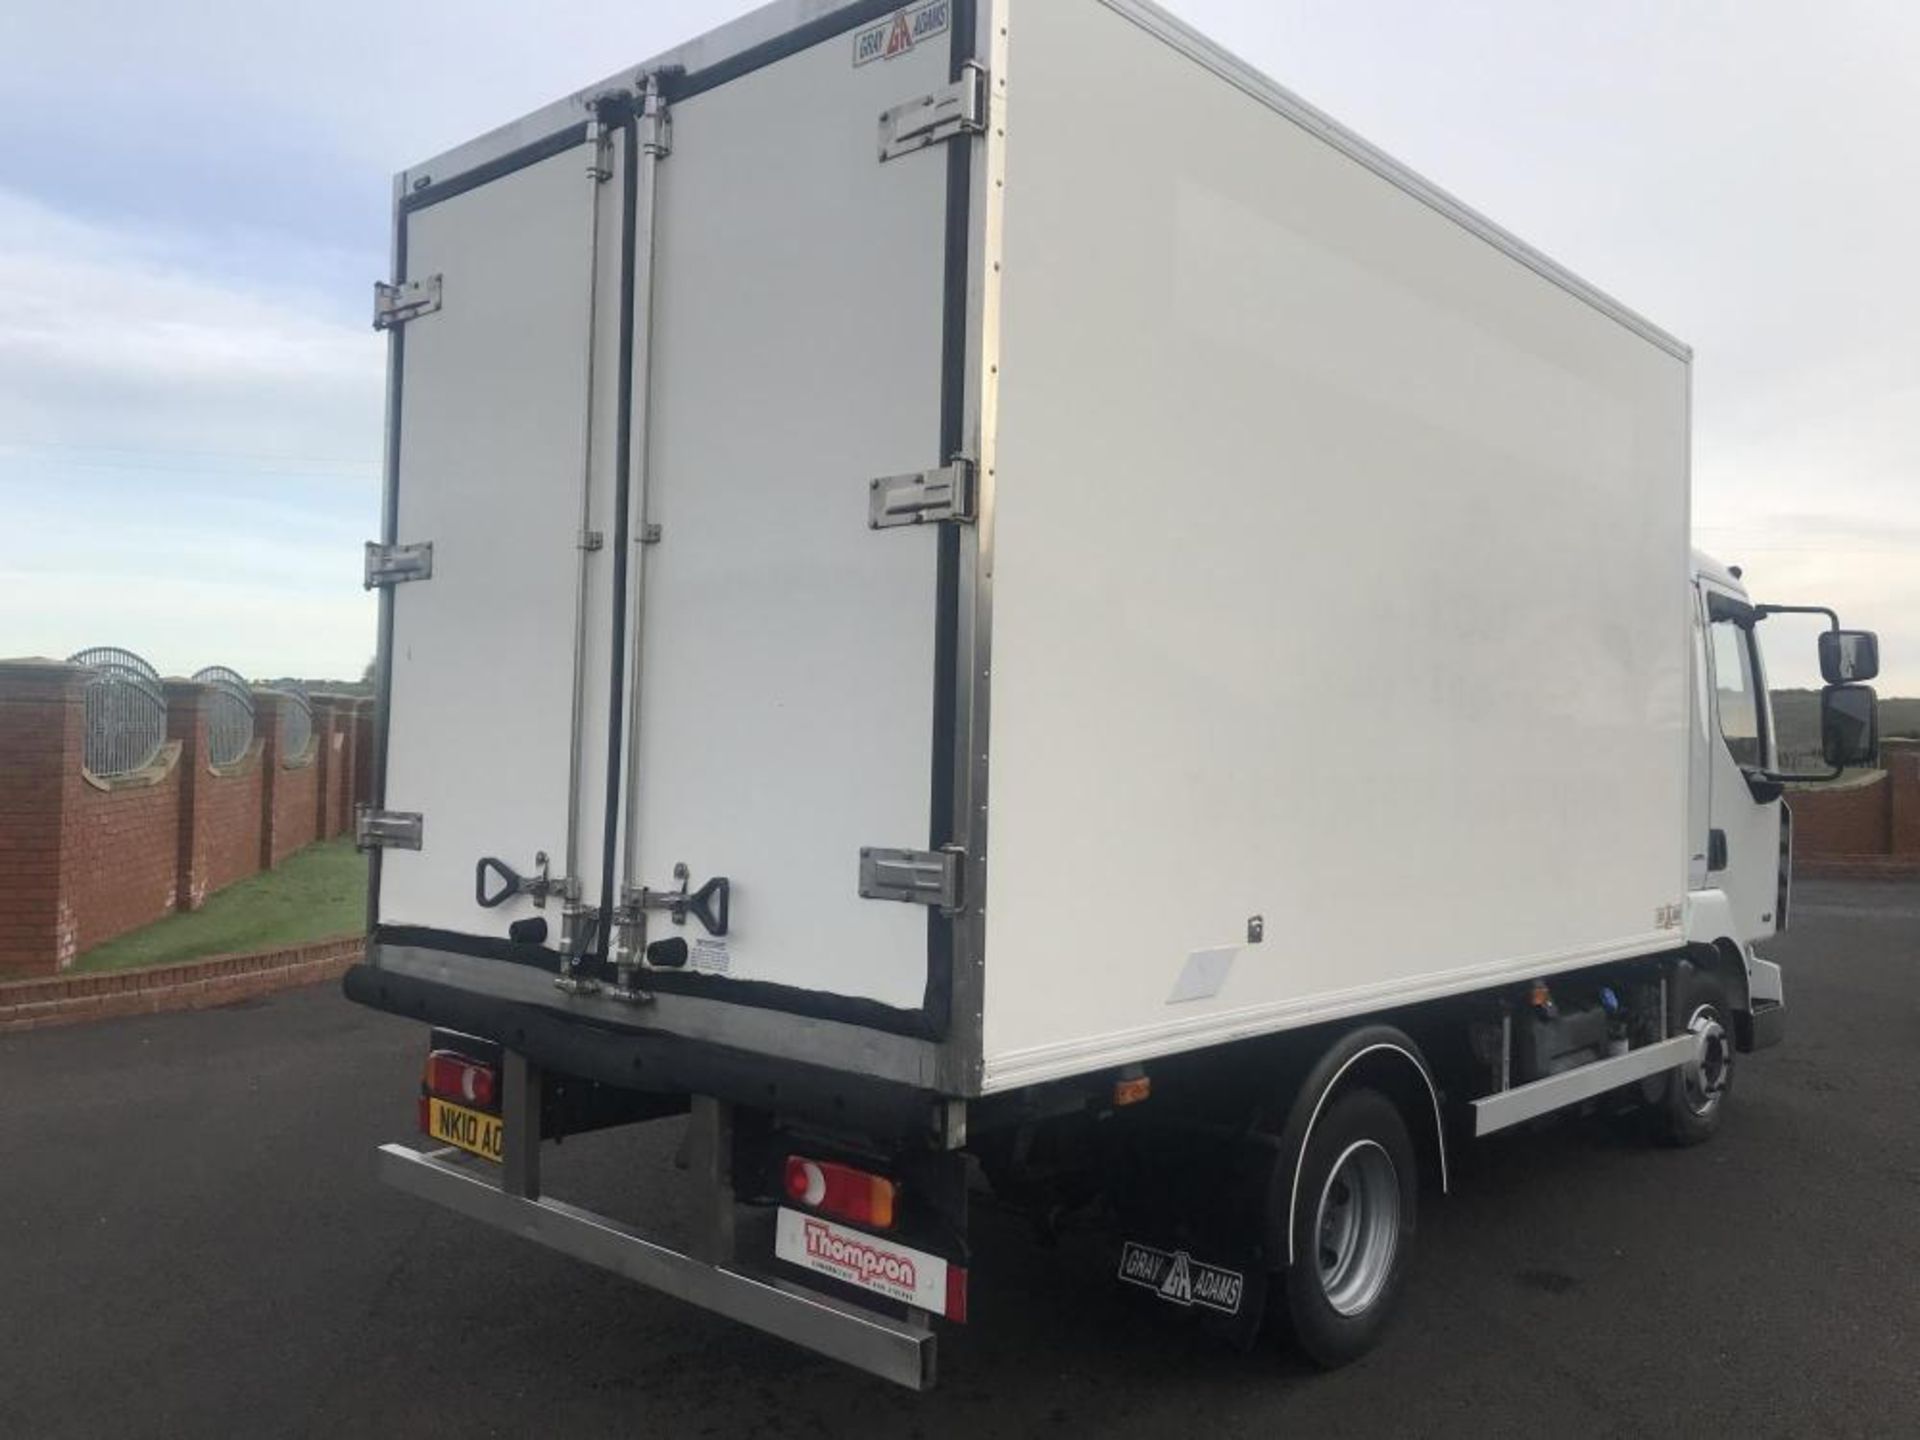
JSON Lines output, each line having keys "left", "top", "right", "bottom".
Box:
{"left": 423, "top": 1049, "right": 498, "bottom": 1110}
{"left": 784, "top": 1155, "right": 898, "bottom": 1230}
{"left": 945, "top": 1265, "right": 969, "bottom": 1324}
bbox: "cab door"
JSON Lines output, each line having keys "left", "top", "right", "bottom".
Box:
{"left": 1700, "top": 585, "right": 1784, "bottom": 942}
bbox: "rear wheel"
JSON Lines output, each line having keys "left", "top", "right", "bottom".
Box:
{"left": 1653, "top": 966, "right": 1735, "bottom": 1146}
{"left": 1280, "top": 1088, "right": 1417, "bottom": 1367}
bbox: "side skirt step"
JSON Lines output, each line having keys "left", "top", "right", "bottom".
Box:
{"left": 1471, "top": 1032, "right": 1699, "bottom": 1138}
{"left": 376, "top": 1143, "right": 936, "bottom": 1390}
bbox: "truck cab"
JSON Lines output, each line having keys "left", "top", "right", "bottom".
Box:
{"left": 1688, "top": 550, "right": 1880, "bottom": 1054}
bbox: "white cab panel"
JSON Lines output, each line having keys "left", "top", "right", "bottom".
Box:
{"left": 978, "top": 0, "right": 1692, "bottom": 1087}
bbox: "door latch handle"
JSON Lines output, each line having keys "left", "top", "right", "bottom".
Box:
{"left": 475, "top": 851, "right": 567, "bottom": 909}
{"left": 683, "top": 875, "right": 730, "bottom": 937}
{"left": 626, "top": 862, "right": 731, "bottom": 936}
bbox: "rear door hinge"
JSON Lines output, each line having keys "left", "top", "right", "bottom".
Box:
{"left": 356, "top": 807, "right": 423, "bottom": 852}
{"left": 859, "top": 845, "right": 966, "bottom": 915}
{"left": 364, "top": 540, "right": 434, "bottom": 589}
{"left": 879, "top": 62, "right": 988, "bottom": 162}
{"left": 869, "top": 459, "right": 975, "bottom": 529}
{"left": 372, "top": 275, "right": 443, "bottom": 330}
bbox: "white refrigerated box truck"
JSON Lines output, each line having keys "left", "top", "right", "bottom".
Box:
{"left": 349, "top": 0, "right": 1882, "bottom": 1387}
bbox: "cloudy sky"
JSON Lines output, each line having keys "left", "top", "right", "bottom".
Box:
{"left": 1, "top": 0, "right": 1914, "bottom": 690}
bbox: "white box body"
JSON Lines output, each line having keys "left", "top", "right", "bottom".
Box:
{"left": 367, "top": 0, "right": 1692, "bottom": 1099}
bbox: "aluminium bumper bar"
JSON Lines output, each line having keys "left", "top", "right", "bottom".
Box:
{"left": 376, "top": 1143, "right": 936, "bottom": 1390}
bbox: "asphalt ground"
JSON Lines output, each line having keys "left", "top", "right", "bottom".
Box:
{"left": 3, "top": 879, "right": 1916, "bottom": 1438}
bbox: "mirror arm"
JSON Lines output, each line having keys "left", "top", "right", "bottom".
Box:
{"left": 1754, "top": 604, "right": 1839, "bottom": 630}
{"left": 1756, "top": 763, "right": 1842, "bottom": 787}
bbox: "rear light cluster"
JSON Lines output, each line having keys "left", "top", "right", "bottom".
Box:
{"left": 784, "top": 1155, "right": 898, "bottom": 1231}
{"left": 423, "top": 1050, "right": 498, "bottom": 1109}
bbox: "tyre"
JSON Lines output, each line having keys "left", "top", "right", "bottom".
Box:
{"left": 1652, "top": 965, "right": 1735, "bottom": 1147}
{"left": 1279, "top": 1087, "right": 1418, "bottom": 1367}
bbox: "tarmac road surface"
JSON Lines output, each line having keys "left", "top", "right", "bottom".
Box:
{"left": 3, "top": 879, "right": 1916, "bottom": 1437}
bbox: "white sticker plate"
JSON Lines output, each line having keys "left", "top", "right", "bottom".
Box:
{"left": 774, "top": 1208, "right": 951, "bottom": 1314}
{"left": 1167, "top": 945, "right": 1238, "bottom": 1004}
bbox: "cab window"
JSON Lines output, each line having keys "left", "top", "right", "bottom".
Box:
{"left": 1709, "top": 618, "right": 1764, "bottom": 768}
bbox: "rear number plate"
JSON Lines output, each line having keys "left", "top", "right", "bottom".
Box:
{"left": 426, "top": 1097, "right": 503, "bottom": 1163}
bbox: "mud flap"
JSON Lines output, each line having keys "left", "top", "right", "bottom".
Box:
{"left": 1103, "top": 1121, "right": 1283, "bottom": 1351}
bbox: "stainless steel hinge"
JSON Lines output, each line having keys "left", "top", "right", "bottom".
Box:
{"left": 586, "top": 118, "right": 614, "bottom": 182}
{"left": 879, "top": 62, "right": 988, "bottom": 162}
{"left": 364, "top": 540, "right": 433, "bottom": 589}
{"left": 640, "top": 80, "right": 672, "bottom": 159}
{"left": 579, "top": 530, "right": 605, "bottom": 552}
{"left": 859, "top": 845, "right": 966, "bottom": 915}
{"left": 356, "top": 807, "right": 423, "bottom": 852}
{"left": 869, "top": 459, "right": 975, "bottom": 529}
{"left": 372, "top": 275, "right": 443, "bottom": 330}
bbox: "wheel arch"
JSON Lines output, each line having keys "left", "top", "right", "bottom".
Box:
{"left": 1269, "top": 1024, "right": 1448, "bottom": 1269}
{"left": 1683, "top": 938, "right": 1751, "bottom": 1013}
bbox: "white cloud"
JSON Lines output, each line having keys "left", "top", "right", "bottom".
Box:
{"left": 0, "top": 1, "right": 1915, "bottom": 694}
{"left": 0, "top": 188, "right": 381, "bottom": 459}
{"left": 0, "top": 188, "right": 381, "bottom": 677}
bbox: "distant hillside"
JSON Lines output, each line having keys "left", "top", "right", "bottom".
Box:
{"left": 1772, "top": 689, "right": 1920, "bottom": 767}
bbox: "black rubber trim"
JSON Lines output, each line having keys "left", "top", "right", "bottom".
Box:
{"left": 401, "top": 122, "right": 592, "bottom": 215}
{"left": 374, "top": 926, "right": 941, "bottom": 1040}
{"left": 916, "top": 0, "right": 977, "bottom": 1042}
{"left": 597, "top": 111, "right": 642, "bottom": 958}
{"left": 344, "top": 964, "right": 943, "bottom": 1138}
{"left": 1706, "top": 589, "right": 1758, "bottom": 627}
{"left": 661, "top": 0, "right": 907, "bottom": 104}
{"left": 379, "top": 924, "right": 559, "bottom": 972}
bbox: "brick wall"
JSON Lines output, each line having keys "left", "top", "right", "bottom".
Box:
{"left": 199, "top": 747, "right": 265, "bottom": 897}
{"left": 1786, "top": 737, "right": 1920, "bottom": 865}
{"left": 1789, "top": 774, "right": 1890, "bottom": 857}
{"left": 0, "top": 662, "right": 86, "bottom": 974}
{"left": 257, "top": 689, "right": 321, "bottom": 868}
{"left": 64, "top": 751, "right": 183, "bottom": 956}
{"left": 313, "top": 698, "right": 359, "bottom": 842}
{"left": 0, "top": 661, "right": 373, "bottom": 977}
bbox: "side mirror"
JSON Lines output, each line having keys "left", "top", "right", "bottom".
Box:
{"left": 1821, "top": 684, "right": 1878, "bottom": 769}
{"left": 1819, "top": 629, "right": 1879, "bottom": 684}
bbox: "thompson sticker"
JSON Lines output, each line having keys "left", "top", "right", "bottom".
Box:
{"left": 774, "top": 1208, "right": 952, "bottom": 1314}
{"left": 853, "top": 1, "right": 952, "bottom": 66}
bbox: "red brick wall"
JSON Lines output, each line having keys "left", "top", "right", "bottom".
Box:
{"left": 0, "top": 662, "right": 84, "bottom": 976}
{"left": 1888, "top": 740, "right": 1920, "bottom": 857}
{"left": 353, "top": 702, "right": 374, "bottom": 829}
{"left": 272, "top": 752, "right": 320, "bottom": 866}
{"left": 64, "top": 759, "right": 182, "bottom": 955}
{"left": 1789, "top": 738, "right": 1920, "bottom": 863}
{"left": 0, "top": 662, "right": 375, "bottom": 977}
{"left": 200, "top": 752, "right": 264, "bottom": 896}
{"left": 257, "top": 688, "right": 322, "bottom": 869}
{"left": 1788, "top": 775, "right": 1891, "bottom": 857}
{"left": 313, "top": 699, "right": 352, "bottom": 842}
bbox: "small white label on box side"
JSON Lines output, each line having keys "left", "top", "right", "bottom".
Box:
{"left": 1167, "top": 945, "right": 1238, "bottom": 1004}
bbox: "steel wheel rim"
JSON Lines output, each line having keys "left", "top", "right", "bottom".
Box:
{"left": 1314, "top": 1139, "right": 1400, "bottom": 1317}
{"left": 1682, "top": 1003, "right": 1731, "bottom": 1116}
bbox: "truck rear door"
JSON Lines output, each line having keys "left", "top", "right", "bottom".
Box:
{"left": 370, "top": 8, "right": 970, "bottom": 1038}
{"left": 375, "top": 126, "right": 621, "bottom": 950}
